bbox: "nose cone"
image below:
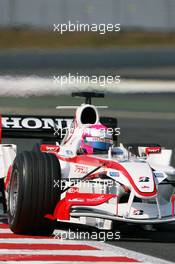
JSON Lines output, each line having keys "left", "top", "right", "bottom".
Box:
{"left": 121, "top": 161, "right": 157, "bottom": 197}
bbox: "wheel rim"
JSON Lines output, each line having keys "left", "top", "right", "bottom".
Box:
{"left": 9, "top": 170, "right": 19, "bottom": 216}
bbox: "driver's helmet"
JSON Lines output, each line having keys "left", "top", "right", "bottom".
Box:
{"left": 80, "top": 124, "right": 113, "bottom": 154}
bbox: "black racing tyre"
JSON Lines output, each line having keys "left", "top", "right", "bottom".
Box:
{"left": 8, "top": 151, "right": 61, "bottom": 235}
{"left": 32, "top": 143, "right": 41, "bottom": 152}
{"left": 154, "top": 223, "right": 175, "bottom": 231}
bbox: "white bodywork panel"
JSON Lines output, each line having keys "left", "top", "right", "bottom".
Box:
{"left": 0, "top": 144, "right": 16, "bottom": 179}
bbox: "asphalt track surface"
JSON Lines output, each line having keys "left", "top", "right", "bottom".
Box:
{"left": 2, "top": 114, "right": 175, "bottom": 263}
{"left": 0, "top": 217, "right": 174, "bottom": 263}
{"left": 56, "top": 221, "right": 175, "bottom": 263}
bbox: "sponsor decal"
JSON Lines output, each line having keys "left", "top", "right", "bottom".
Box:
{"left": 109, "top": 171, "right": 120, "bottom": 177}
{"left": 68, "top": 187, "right": 79, "bottom": 193}
{"left": 74, "top": 165, "right": 88, "bottom": 174}
{"left": 141, "top": 185, "right": 150, "bottom": 189}
{"left": 145, "top": 147, "right": 161, "bottom": 155}
{"left": 41, "top": 144, "right": 60, "bottom": 152}
{"left": 68, "top": 198, "right": 85, "bottom": 202}
{"left": 86, "top": 136, "right": 113, "bottom": 144}
{"left": 154, "top": 172, "right": 164, "bottom": 178}
{"left": 2, "top": 116, "right": 72, "bottom": 130}
{"left": 139, "top": 176, "right": 150, "bottom": 183}
{"left": 133, "top": 209, "right": 144, "bottom": 215}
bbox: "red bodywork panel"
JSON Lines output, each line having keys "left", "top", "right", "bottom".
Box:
{"left": 45, "top": 193, "right": 115, "bottom": 220}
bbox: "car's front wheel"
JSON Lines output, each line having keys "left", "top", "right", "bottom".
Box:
{"left": 8, "top": 151, "right": 61, "bottom": 235}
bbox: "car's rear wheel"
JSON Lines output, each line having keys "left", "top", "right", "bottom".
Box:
{"left": 8, "top": 151, "right": 61, "bottom": 235}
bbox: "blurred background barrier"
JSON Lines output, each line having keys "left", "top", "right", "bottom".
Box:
{"left": 0, "top": 48, "right": 175, "bottom": 79}
{"left": 0, "top": 0, "right": 175, "bottom": 151}
{"left": 0, "top": 0, "right": 175, "bottom": 31}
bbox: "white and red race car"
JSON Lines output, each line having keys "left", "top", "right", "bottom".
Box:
{"left": 0, "top": 92, "right": 175, "bottom": 235}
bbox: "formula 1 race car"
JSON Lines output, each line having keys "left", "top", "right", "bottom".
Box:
{"left": 1, "top": 92, "right": 175, "bottom": 235}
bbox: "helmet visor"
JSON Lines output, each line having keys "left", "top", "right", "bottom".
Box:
{"left": 84, "top": 136, "right": 113, "bottom": 151}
